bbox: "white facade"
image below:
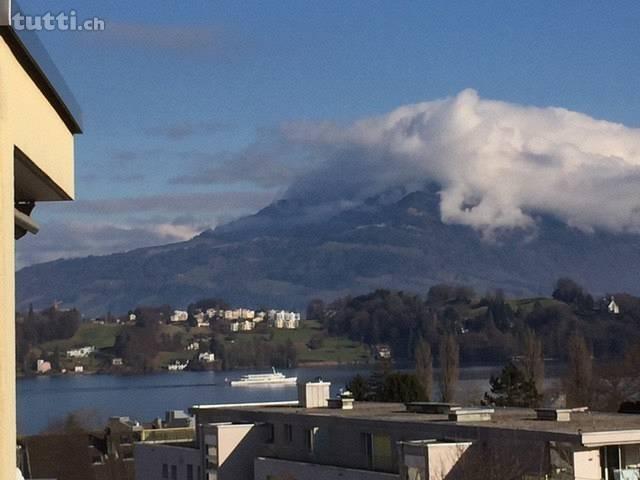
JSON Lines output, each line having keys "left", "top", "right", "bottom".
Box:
{"left": 608, "top": 297, "right": 620, "bottom": 315}
{"left": 240, "top": 320, "right": 254, "bottom": 331}
{"left": 198, "top": 352, "right": 216, "bottom": 363}
{"left": 171, "top": 310, "right": 189, "bottom": 323}
{"left": 66, "top": 346, "right": 95, "bottom": 358}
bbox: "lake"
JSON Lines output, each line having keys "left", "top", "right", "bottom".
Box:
{"left": 17, "top": 364, "right": 561, "bottom": 435}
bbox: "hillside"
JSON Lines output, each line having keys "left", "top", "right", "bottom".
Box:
{"left": 16, "top": 188, "right": 640, "bottom": 316}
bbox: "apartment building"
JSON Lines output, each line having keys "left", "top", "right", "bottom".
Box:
{"left": 0, "top": 1, "right": 81, "bottom": 477}
{"left": 146, "top": 387, "right": 640, "bottom": 480}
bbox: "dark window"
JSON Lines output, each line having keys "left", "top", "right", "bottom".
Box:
{"left": 266, "top": 423, "right": 274, "bottom": 443}
{"left": 305, "top": 427, "right": 318, "bottom": 453}
{"left": 171, "top": 465, "right": 177, "bottom": 480}
{"left": 361, "top": 432, "right": 373, "bottom": 467}
{"left": 284, "top": 424, "right": 293, "bottom": 443}
{"left": 187, "top": 464, "right": 194, "bottom": 480}
{"left": 162, "top": 464, "right": 168, "bottom": 479}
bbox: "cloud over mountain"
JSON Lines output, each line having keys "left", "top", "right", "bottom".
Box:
{"left": 276, "top": 89, "right": 640, "bottom": 236}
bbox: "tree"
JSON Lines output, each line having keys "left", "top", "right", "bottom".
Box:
{"left": 439, "top": 335, "right": 459, "bottom": 402}
{"left": 564, "top": 333, "right": 593, "bottom": 407}
{"left": 484, "top": 361, "right": 541, "bottom": 407}
{"left": 380, "top": 373, "right": 425, "bottom": 403}
{"left": 414, "top": 338, "right": 433, "bottom": 401}
{"left": 346, "top": 374, "right": 369, "bottom": 401}
{"left": 521, "top": 329, "right": 544, "bottom": 392}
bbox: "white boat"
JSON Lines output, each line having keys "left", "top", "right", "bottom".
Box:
{"left": 230, "top": 367, "right": 297, "bottom": 387}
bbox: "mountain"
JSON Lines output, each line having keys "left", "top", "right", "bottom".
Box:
{"left": 16, "top": 188, "right": 640, "bottom": 316}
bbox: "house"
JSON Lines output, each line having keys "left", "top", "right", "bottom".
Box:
{"left": 74, "top": 365, "right": 84, "bottom": 373}
{"left": 66, "top": 346, "right": 95, "bottom": 358}
{"left": 229, "top": 321, "right": 240, "bottom": 333}
{"left": 206, "top": 308, "right": 217, "bottom": 319}
{"left": 167, "top": 361, "right": 188, "bottom": 371}
{"left": 170, "top": 310, "right": 189, "bottom": 323}
{"left": 198, "top": 352, "right": 216, "bottom": 363}
{"left": 374, "top": 344, "right": 392, "bottom": 360}
{"left": 36, "top": 360, "right": 51, "bottom": 374}
{"left": 240, "top": 320, "right": 254, "bottom": 331}
{"left": 112, "top": 358, "right": 124, "bottom": 367}
{"left": 186, "top": 341, "right": 199, "bottom": 351}
{"left": 608, "top": 296, "right": 620, "bottom": 315}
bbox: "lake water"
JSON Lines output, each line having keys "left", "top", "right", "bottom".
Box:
{"left": 17, "top": 364, "right": 561, "bottom": 435}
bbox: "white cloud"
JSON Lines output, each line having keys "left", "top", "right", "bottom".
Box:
{"left": 281, "top": 89, "right": 640, "bottom": 236}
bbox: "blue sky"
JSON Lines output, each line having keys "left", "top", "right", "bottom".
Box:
{"left": 16, "top": 0, "right": 640, "bottom": 266}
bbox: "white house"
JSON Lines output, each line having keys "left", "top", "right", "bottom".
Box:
{"left": 66, "top": 346, "right": 95, "bottom": 358}
{"left": 186, "top": 342, "right": 200, "bottom": 351}
{"left": 239, "top": 320, "right": 254, "bottom": 332}
{"left": 198, "top": 352, "right": 216, "bottom": 363}
{"left": 608, "top": 297, "right": 620, "bottom": 315}
{"left": 170, "top": 310, "right": 189, "bottom": 323}
{"left": 229, "top": 322, "right": 240, "bottom": 333}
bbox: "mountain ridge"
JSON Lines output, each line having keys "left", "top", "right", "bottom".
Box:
{"left": 17, "top": 188, "right": 640, "bottom": 316}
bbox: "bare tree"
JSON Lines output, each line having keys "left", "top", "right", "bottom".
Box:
{"left": 564, "top": 333, "right": 592, "bottom": 407}
{"left": 521, "top": 329, "right": 544, "bottom": 392}
{"left": 439, "top": 335, "right": 459, "bottom": 402}
{"left": 415, "top": 338, "right": 433, "bottom": 400}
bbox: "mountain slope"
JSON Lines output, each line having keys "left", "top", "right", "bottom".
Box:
{"left": 16, "top": 189, "right": 640, "bottom": 316}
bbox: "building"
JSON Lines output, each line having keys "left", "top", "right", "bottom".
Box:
{"left": 240, "top": 319, "right": 254, "bottom": 331}
{"left": 608, "top": 296, "right": 621, "bottom": 315}
{"left": 66, "top": 345, "right": 96, "bottom": 358}
{"left": 198, "top": 352, "right": 216, "bottom": 363}
{"left": 171, "top": 310, "right": 189, "bottom": 323}
{"left": 112, "top": 357, "right": 124, "bottom": 367}
{"left": 74, "top": 365, "right": 84, "bottom": 373}
{"left": 271, "top": 310, "right": 301, "bottom": 329}
{"left": 0, "top": 4, "right": 82, "bottom": 473}
{"left": 35, "top": 359, "right": 51, "bottom": 374}
{"left": 139, "top": 385, "right": 640, "bottom": 480}
{"left": 229, "top": 321, "right": 240, "bottom": 333}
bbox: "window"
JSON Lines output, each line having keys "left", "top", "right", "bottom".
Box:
{"left": 171, "top": 464, "right": 177, "bottom": 480}
{"left": 266, "top": 423, "right": 275, "bottom": 443}
{"left": 284, "top": 424, "right": 293, "bottom": 443}
{"left": 162, "top": 464, "right": 168, "bottom": 479}
{"left": 361, "top": 433, "right": 373, "bottom": 467}
{"left": 305, "top": 427, "right": 319, "bottom": 453}
{"left": 187, "top": 464, "right": 194, "bottom": 480}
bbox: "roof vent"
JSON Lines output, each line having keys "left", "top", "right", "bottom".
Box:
{"left": 448, "top": 408, "right": 494, "bottom": 422}
{"left": 535, "top": 407, "right": 587, "bottom": 422}
{"left": 406, "top": 402, "right": 460, "bottom": 414}
{"left": 297, "top": 380, "right": 331, "bottom": 408}
{"left": 328, "top": 391, "right": 354, "bottom": 410}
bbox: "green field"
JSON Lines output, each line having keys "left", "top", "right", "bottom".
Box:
{"left": 217, "top": 320, "right": 371, "bottom": 364}
{"left": 40, "top": 323, "right": 123, "bottom": 352}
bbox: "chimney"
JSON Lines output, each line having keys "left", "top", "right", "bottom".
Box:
{"left": 297, "top": 379, "right": 331, "bottom": 408}
{"left": 328, "top": 390, "right": 354, "bottom": 410}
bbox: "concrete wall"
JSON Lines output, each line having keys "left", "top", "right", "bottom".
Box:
{"left": 254, "top": 457, "right": 398, "bottom": 480}
{"left": 134, "top": 443, "right": 201, "bottom": 480}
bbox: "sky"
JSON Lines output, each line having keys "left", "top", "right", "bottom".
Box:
{"left": 15, "top": 0, "right": 640, "bottom": 267}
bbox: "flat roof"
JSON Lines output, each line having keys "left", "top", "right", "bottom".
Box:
{"left": 192, "top": 402, "right": 640, "bottom": 438}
